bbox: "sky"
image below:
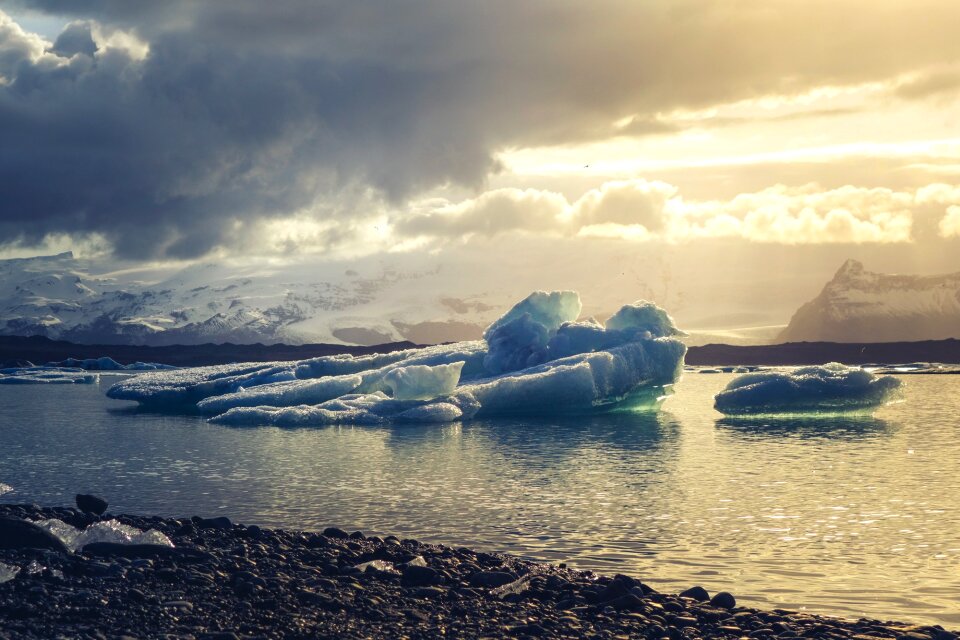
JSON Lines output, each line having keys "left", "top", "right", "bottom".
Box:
{"left": 2, "top": 1, "right": 960, "bottom": 330}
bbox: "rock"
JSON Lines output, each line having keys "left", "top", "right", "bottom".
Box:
{"left": 0, "top": 516, "right": 70, "bottom": 553}
{"left": 469, "top": 570, "right": 517, "bottom": 588}
{"left": 710, "top": 591, "right": 736, "bottom": 609}
{"left": 75, "top": 494, "right": 108, "bottom": 515}
{"left": 402, "top": 565, "right": 441, "bottom": 587}
{"left": 679, "top": 585, "right": 710, "bottom": 602}
{"left": 608, "top": 593, "right": 644, "bottom": 611}
{"left": 323, "top": 527, "right": 349, "bottom": 539}
{"left": 196, "top": 516, "right": 232, "bottom": 530}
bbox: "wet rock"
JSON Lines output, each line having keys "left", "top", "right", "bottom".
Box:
{"left": 402, "top": 565, "right": 441, "bottom": 587}
{"left": 75, "top": 494, "right": 108, "bottom": 515}
{"left": 469, "top": 570, "right": 517, "bottom": 588}
{"left": 195, "top": 516, "right": 232, "bottom": 530}
{"left": 679, "top": 585, "right": 710, "bottom": 602}
{"left": 0, "top": 516, "right": 70, "bottom": 553}
{"left": 710, "top": 591, "right": 737, "bottom": 609}
{"left": 323, "top": 527, "right": 349, "bottom": 539}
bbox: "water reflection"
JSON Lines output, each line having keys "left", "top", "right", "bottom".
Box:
{"left": 715, "top": 415, "right": 893, "bottom": 440}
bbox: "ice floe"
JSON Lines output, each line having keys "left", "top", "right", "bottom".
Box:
{"left": 0, "top": 367, "right": 99, "bottom": 384}
{"left": 44, "top": 357, "right": 177, "bottom": 371}
{"left": 108, "top": 291, "right": 687, "bottom": 425}
{"left": 713, "top": 362, "right": 902, "bottom": 416}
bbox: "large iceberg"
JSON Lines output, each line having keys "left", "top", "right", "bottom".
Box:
{"left": 713, "top": 363, "right": 902, "bottom": 416}
{"left": 108, "top": 291, "right": 687, "bottom": 425}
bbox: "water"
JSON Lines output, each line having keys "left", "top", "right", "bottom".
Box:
{"left": 1, "top": 373, "right": 958, "bottom": 626}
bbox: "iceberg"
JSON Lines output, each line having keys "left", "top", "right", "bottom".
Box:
{"left": 0, "top": 366, "right": 99, "bottom": 385}
{"left": 713, "top": 363, "right": 902, "bottom": 416}
{"left": 108, "top": 290, "right": 687, "bottom": 425}
{"left": 44, "top": 357, "right": 177, "bottom": 371}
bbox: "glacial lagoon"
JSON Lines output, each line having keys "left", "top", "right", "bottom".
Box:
{"left": 1, "top": 373, "right": 958, "bottom": 626}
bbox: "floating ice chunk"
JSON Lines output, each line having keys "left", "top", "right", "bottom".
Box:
{"left": 197, "top": 374, "right": 364, "bottom": 414}
{"left": 0, "top": 367, "right": 98, "bottom": 384}
{"left": 108, "top": 342, "right": 488, "bottom": 408}
{"left": 106, "top": 361, "right": 300, "bottom": 407}
{"left": 604, "top": 301, "right": 685, "bottom": 337}
{"left": 31, "top": 519, "right": 174, "bottom": 552}
{"left": 383, "top": 362, "right": 464, "bottom": 401}
{"left": 210, "top": 390, "right": 481, "bottom": 427}
{"left": 482, "top": 291, "right": 582, "bottom": 375}
{"left": 109, "top": 291, "right": 688, "bottom": 424}
{"left": 482, "top": 290, "right": 581, "bottom": 342}
{"left": 44, "top": 357, "right": 177, "bottom": 371}
{"left": 466, "top": 337, "right": 685, "bottom": 416}
{"left": 713, "top": 363, "right": 902, "bottom": 416}
{"left": 484, "top": 314, "right": 552, "bottom": 374}
{"left": 0, "top": 483, "right": 11, "bottom": 495}
{"left": 0, "top": 561, "right": 18, "bottom": 584}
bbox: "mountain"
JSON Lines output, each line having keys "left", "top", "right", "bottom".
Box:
{"left": 0, "top": 252, "right": 495, "bottom": 346}
{"left": 778, "top": 259, "right": 960, "bottom": 343}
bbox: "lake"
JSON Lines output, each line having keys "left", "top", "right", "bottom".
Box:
{"left": 1, "top": 372, "right": 957, "bottom": 626}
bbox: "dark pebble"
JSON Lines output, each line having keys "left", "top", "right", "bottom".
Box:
{"left": 469, "top": 570, "right": 517, "bottom": 588}
{"left": 75, "top": 494, "right": 108, "bottom": 516}
{"left": 710, "top": 591, "right": 736, "bottom": 609}
{"left": 678, "top": 585, "right": 710, "bottom": 602}
{"left": 401, "top": 565, "right": 441, "bottom": 587}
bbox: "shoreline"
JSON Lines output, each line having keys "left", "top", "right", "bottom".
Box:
{"left": 1, "top": 504, "right": 955, "bottom": 640}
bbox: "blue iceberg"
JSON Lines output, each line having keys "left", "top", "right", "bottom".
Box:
{"left": 713, "top": 363, "right": 902, "bottom": 416}
{"left": 108, "top": 291, "right": 687, "bottom": 425}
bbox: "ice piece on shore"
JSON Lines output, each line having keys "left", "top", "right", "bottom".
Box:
{"left": 109, "top": 290, "right": 688, "bottom": 424}
{"left": 383, "top": 362, "right": 464, "bottom": 401}
{"left": 713, "top": 363, "right": 902, "bottom": 415}
{"left": 44, "top": 357, "right": 177, "bottom": 371}
{"left": 0, "top": 367, "right": 99, "bottom": 384}
{"left": 0, "top": 561, "right": 19, "bottom": 584}
{"left": 32, "top": 518, "right": 173, "bottom": 552}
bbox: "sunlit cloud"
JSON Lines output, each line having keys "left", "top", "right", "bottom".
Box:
{"left": 396, "top": 180, "right": 960, "bottom": 246}
{"left": 939, "top": 206, "right": 960, "bottom": 238}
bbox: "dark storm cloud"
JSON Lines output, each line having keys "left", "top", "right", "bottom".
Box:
{"left": 2, "top": 1, "right": 960, "bottom": 258}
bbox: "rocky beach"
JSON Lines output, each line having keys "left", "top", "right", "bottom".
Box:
{"left": 0, "top": 503, "right": 956, "bottom": 640}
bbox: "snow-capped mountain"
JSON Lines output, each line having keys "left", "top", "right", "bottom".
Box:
{"left": 0, "top": 252, "right": 501, "bottom": 346}
{"left": 778, "top": 259, "right": 960, "bottom": 343}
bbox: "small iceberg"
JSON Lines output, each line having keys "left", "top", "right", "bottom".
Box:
{"left": 0, "top": 367, "right": 99, "bottom": 385}
{"left": 109, "top": 291, "right": 687, "bottom": 425}
{"left": 713, "top": 363, "right": 902, "bottom": 416}
{"left": 44, "top": 357, "right": 177, "bottom": 371}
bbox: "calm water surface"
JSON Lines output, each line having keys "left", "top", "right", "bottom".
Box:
{"left": 1, "top": 373, "right": 958, "bottom": 626}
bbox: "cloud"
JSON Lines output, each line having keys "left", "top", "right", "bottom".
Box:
{"left": 397, "top": 180, "right": 960, "bottom": 245}
{"left": 3, "top": 2, "right": 960, "bottom": 258}
{"left": 939, "top": 206, "right": 960, "bottom": 238}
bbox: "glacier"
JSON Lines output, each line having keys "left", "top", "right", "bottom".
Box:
{"left": 108, "top": 291, "right": 687, "bottom": 425}
{"left": 713, "top": 363, "right": 902, "bottom": 416}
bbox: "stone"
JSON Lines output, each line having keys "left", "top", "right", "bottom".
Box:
{"left": 0, "top": 516, "right": 70, "bottom": 553}
{"left": 75, "top": 494, "right": 108, "bottom": 515}
{"left": 678, "top": 586, "right": 710, "bottom": 602}
{"left": 710, "top": 591, "right": 736, "bottom": 609}
{"left": 469, "top": 570, "right": 517, "bottom": 588}
{"left": 402, "top": 565, "right": 441, "bottom": 587}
